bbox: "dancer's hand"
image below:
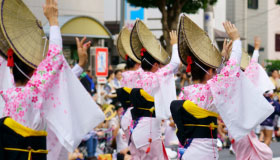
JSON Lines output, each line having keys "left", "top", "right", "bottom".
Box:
{"left": 43, "top": 0, "right": 58, "bottom": 26}
{"left": 76, "top": 37, "right": 91, "bottom": 68}
{"left": 221, "top": 39, "right": 232, "bottom": 61}
{"left": 169, "top": 30, "right": 177, "bottom": 46}
{"left": 223, "top": 21, "right": 240, "bottom": 41}
{"left": 254, "top": 36, "right": 261, "bottom": 50}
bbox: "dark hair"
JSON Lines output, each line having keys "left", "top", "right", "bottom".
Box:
{"left": 125, "top": 57, "right": 137, "bottom": 70}
{"left": 107, "top": 70, "right": 114, "bottom": 79}
{"left": 114, "top": 69, "right": 122, "bottom": 75}
{"left": 12, "top": 53, "right": 34, "bottom": 84}
{"left": 140, "top": 51, "right": 160, "bottom": 71}
{"left": 190, "top": 56, "right": 211, "bottom": 81}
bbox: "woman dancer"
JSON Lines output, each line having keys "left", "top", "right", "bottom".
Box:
{"left": 0, "top": 0, "right": 104, "bottom": 159}
{"left": 171, "top": 15, "right": 273, "bottom": 160}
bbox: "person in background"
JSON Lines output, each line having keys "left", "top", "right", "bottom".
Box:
{"left": 270, "top": 69, "right": 280, "bottom": 100}
{"left": 114, "top": 70, "right": 122, "bottom": 89}
{"left": 104, "top": 70, "right": 117, "bottom": 104}
{"left": 260, "top": 91, "right": 280, "bottom": 146}
{"left": 80, "top": 68, "right": 95, "bottom": 96}
{"left": 175, "top": 70, "right": 191, "bottom": 96}
{"left": 109, "top": 105, "right": 130, "bottom": 160}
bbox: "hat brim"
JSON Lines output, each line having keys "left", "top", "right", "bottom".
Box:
{"left": 0, "top": 29, "right": 9, "bottom": 59}
{"left": 130, "top": 20, "right": 170, "bottom": 65}
{"left": 0, "top": 0, "right": 48, "bottom": 69}
{"left": 178, "top": 14, "right": 222, "bottom": 68}
{"left": 117, "top": 27, "right": 141, "bottom": 63}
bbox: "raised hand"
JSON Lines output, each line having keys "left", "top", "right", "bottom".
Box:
{"left": 221, "top": 39, "right": 233, "bottom": 61}
{"left": 254, "top": 36, "right": 261, "bottom": 50}
{"left": 169, "top": 30, "right": 178, "bottom": 46}
{"left": 43, "top": 0, "right": 58, "bottom": 26}
{"left": 76, "top": 37, "right": 91, "bottom": 68}
{"left": 223, "top": 21, "right": 240, "bottom": 41}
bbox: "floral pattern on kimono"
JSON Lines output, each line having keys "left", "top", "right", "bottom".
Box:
{"left": 179, "top": 40, "right": 273, "bottom": 142}
{"left": 0, "top": 26, "right": 105, "bottom": 160}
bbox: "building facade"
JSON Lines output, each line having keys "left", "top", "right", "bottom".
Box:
{"left": 226, "top": 0, "right": 280, "bottom": 63}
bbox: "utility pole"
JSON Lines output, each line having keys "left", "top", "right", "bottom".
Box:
{"left": 120, "top": 0, "right": 125, "bottom": 30}
{"left": 204, "top": 5, "right": 215, "bottom": 42}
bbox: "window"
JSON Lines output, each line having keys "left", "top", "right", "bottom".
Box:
{"left": 276, "top": 34, "right": 280, "bottom": 52}
{"left": 248, "top": 0, "right": 258, "bottom": 9}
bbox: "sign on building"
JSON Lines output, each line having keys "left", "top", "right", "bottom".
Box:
{"left": 125, "top": 0, "right": 144, "bottom": 29}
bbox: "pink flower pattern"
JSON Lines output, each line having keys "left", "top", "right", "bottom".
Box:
{"left": 121, "top": 64, "right": 175, "bottom": 94}
{"left": 179, "top": 58, "right": 241, "bottom": 111}
{"left": 0, "top": 44, "right": 65, "bottom": 127}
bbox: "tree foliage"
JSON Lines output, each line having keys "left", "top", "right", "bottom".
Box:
{"left": 127, "top": 0, "right": 217, "bottom": 14}
{"left": 127, "top": 0, "right": 217, "bottom": 53}
{"left": 266, "top": 60, "right": 280, "bottom": 74}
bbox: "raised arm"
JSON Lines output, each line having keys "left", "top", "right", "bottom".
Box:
{"left": 72, "top": 37, "right": 91, "bottom": 77}
{"left": 251, "top": 37, "right": 261, "bottom": 62}
{"left": 156, "top": 31, "right": 180, "bottom": 77}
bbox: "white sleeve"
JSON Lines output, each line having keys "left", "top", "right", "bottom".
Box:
{"left": 252, "top": 50, "right": 259, "bottom": 62}
{"left": 49, "top": 26, "right": 62, "bottom": 48}
{"left": 71, "top": 64, "right": 84, "bottom": 77}
{"left": 229, "top": 40, "right": 242, "bottom": 64}
{"left": 169, "top": 44, "right": 180, "bottom": 73}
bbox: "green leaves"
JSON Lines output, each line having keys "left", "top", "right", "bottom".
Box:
{"left": 127, "top": 0, "right": 218, "bottom": 13}
{"left": 265, "top": 59, "right": 280, "bottom": 73}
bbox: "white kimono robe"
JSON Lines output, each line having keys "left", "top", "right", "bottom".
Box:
{"left": 179, "top": 40, "right": 274, "bottom": 160}
{"left": 0, "top": 26, "right": 105, "bottom": 160}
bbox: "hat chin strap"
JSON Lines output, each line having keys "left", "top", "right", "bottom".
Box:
{"left": 142, "top": 58, "right": 159, "bottom": 70}
{"left": 14, "top": 63, "right": 31, "bottom": 80}
{"left": 194, "top": 61, "right": 210, "bottom": 75}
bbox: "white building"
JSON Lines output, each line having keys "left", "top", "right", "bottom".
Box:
{"left": 226, "top": 0, "right": 280, "bottom": 63}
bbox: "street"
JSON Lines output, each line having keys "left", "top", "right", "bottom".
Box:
{"left": 219, "top": 142, "right": 280, "bottom": 159}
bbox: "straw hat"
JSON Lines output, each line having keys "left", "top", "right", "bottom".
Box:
{"left": 178, "top": 14, "right": 222, "bottom": 68}
{"left": 117, "top": 27, "right": 141, "bottom": 63}
{"left": 240, "top": 51, "right": 250, "bottom": 70}
{"left": 0, "top": 0, "right": 48, "bottom": 69}
{"left": 104, "top": 105, "right": 117, "bottom": 121}
{"left": 130, "top": 19, "right": 170, "bottom": 65}
{"left": 0, "top": 29, "right": 9, "bottom": 59}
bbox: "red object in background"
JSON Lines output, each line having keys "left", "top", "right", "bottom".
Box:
{"left": 95, "top": 47, "right": 108, "bottom": 77}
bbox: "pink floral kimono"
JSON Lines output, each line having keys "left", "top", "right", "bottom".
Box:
{"left": 232, "top": 49, "right": 274, "bottom": 160}
{"left": 121, "top": 44, "right": 180, "bottom": 160}
{"left": 179, "top": 40, "right": 274, "bottom": 160}
{"left": 0, "top": 26, "right": 105, "bottom": 160}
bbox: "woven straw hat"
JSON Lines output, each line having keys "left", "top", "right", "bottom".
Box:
{"left": 0, "top": 29, "right": 9, "bottom": 59}
{"left": 178, "top": 14, "right": 222, "bottom": 68}
{"left": 0, "top": 0, "right": 48, "bottom": 69}
{"left": 130, "top": 19, "right": 170, "bottom": 65}
{"left": 240, "top": 51, "right": 250, "bottom": 70}
{"left": 117, "top": 27, "right": 140, "bottom": 63}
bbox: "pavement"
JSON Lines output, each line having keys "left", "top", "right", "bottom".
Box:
{"left": 219, "top": 142, "right": 280, "bottom": 160}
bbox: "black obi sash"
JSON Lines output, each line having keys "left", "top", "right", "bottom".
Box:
{"left": 130, "top": 88, "right": 156, "bottom": 120}
{"left": 0, "top": 117, "right": 48, "bottom": 160}
{"left": 170, "top": 100, "right": 218, "bottom": 145}
{"left": 116, "top": 87, "right": 132, "bottom": 110}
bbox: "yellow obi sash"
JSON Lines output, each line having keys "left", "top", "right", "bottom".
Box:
{"left": 3, "top": 117, "right": 48, "bottom": 160}
{"left": 182, "top": 100, "right": 219, "bottom": 130}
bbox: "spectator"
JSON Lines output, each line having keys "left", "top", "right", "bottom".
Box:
{"left": 114, "top": 70, "right": 122, "bottom": 89}
{"left": 104, "top": 70, "right": 117, "bottom": 104}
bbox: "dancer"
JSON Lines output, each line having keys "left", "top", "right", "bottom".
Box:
{"left": 0, "top": 0, "right": 104, "bottom": 159}
{"left": 229, "top": 37, "right": 274, "bottom": 160}
{"left": 123, "top": 20, "right": 180, "bottom": 160}
{"left": 171, "top": 14, "right": 273, "bottom": 160}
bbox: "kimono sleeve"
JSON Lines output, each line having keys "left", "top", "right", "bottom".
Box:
{"left": 154, "top": 44, "right": 180, "bottom": 119}
{"left": 207, "top": 40, "right": 274, "bottom": 141}
{"left": 244, "top": 50, "right": 275, "bottom": 94}
{"left": 26, "top": 26, "right": 105, "bottom": 152}
{"left": 0, "top": 57, "right": 13, "bottom": 90}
